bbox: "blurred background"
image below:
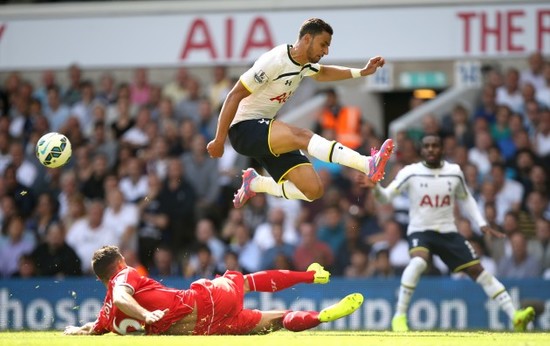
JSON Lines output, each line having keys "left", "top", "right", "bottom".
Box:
{"left": 0, "top": 0, "right": 549, "bottom": 331}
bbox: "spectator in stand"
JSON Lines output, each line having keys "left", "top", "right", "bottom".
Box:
{"left": 253, "top": 207, "right": 297, "bottom": 251}
{"left": 293, "top": 222, "right": 333, "bottom": 272}
{"left": 44, "top": 85, "right": 70, "bottom": 132}
{"left": 343, "top": 247, "right": 370, "bottom": 278}
{"left": 103, "top": 188, "right": 139, "bottom": 252}
{"left": 536, "top": 61, "right": 550, "bottom": 108}
{"left": 31, "top": 222, "right": 82, "bottom": 277}
{"left": 158, "top": 158, "right": 196, "bottom": 253}
{"left": 334, "top": 215, "right": 368, "bottom": 275}
{"left": 530, "top": 218, "right": 550, "bottom": 270}
{"left": 208, "top": 65, "right": 231, "bottom": 110}
{"left": 314, "top": 88, "right": 362, "bottom": 149}
{"left": 474, "top": 85, "right": 497, "bottom": 124}
{"left": 243, "top": 192, "right": 269, "bottom": 233}
{"left": 217, "top": 137, "right": 250, "bottom": 219}
{"left": 317, "top": 205, "right": 346, "bottom": 255}
{"left": 222, "top": 250, "right": 243, "bottom": 273}
{"left": 0, "top": 132, "right": 11, "bottom": 175}
{"left": 61, "top": 193, "right": 86, "bottom": 231}
{"left": 490, "top": 163, "right": 524, "bottom": 226}
{"left": 496, "top": 68, "right": 523, "bottom": 114}
{"left": 162, "top": 67, "right": 190, "bottom": 105}
{"left": 3, "top": 164, "right": 36, "bottom": 218}
{"left": 191, "top": 218, "right": 226, "bottom": 271}
{"left": 463, "top": 163, "right": 481, "bottom": 199}
{"left": 81, "top": 153, "right": 110, "bottom": 200}
{"left": 110, "top": 97, "right": 135, "bottom": 139}
{"left": 520, "top": 51, "right": 545, "bottom": 90}
{"left": 220, "top": 208, "right": 244, "bottom": 243}
{"left": 171, "top": 118, "right": 197, "bottom": 155}
{"left": 26, "top": 192, "right": 59, "bottom": 243}
{"left": 372, "top": 219, "right": 409, "bottom": 273}
{"left": 497, "top": 231, "right": 541, "bottom": 279}
{"left": 136, "top": 173, "right": 169, "bottom": 269}
{"left": 62, "top": 64, "right": 83, "bottom": 106}
{"left": 522, "top": 99, "right": 541, "bottom": 138}
{"left": 130, "top": 67, "right": 152, "bottom": 107}
{"left": 184, "top": 243, "right": 217, "bottom": 280}
{"left": 97, "top": 73, "right": 118, "bottom": 106}
{"left": 33, "top": 70, "right": 58, "bottom": 107}
{"left": 0, "top": 215, "right": 36, "bottom": 278}
{"left": 442, "top": 103, "right": 474, "bottom": 147}
{"left": 119, "top": 157, "right": 148, "bottom": 203}
{"left": 229, "top": 223, "right": 261, "bottom": 274}
{"left": 181, "top": 133, "right": 220, "bottom": 218}
{"left": 371, "top": 248, "right": 395, "bottom": 278}
{"left": 121, "top": 106, "right": 151, "bottom": 149}
{"left": 66, "top": 199, "right": 118, "bottom": 274}
{"left": 71, "top": 80, "right": 99, "bottom": 135}
{"left": 260, "top": 223, "right": 296, "bottom": 270}
{"left": 468, "top": 130, "right": 493, "bottom": 179}
{"left": 145, "top": 136, "right": 170, "bottom": 180}
{"left": 197, "top": 98, "right": 217, "bottom": 142}
{"left": 12, "top": 254, "right": 37, "bottom": 278}
{"left": 9, "top": 140, "right": 38, "bottom": 190}
{"left": 150, "top": 245, "right": 181, "bottom": 278}
{"left": 177, "top": 77, "right": 204, "bottom": 124}
{"left": 533, "top": 109, "right": 550, "bottom": 159}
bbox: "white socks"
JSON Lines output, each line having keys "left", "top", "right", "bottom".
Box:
{"left": 395, "top": 257, "right": 427, "bottom": 316}
{"left": 251, "top": 175, "right": 312, "bottom": 201}
{"left": 476, "top": 270, "right": 516, "bottom": 319}
{"left": 307, "top": 134, "right": 369, "bottom": 174}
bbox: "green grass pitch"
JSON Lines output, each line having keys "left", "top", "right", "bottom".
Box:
{"left": 1, "top": 331, "right": 549, "bottom": 346}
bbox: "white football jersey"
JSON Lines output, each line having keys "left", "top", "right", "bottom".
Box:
{"left": 375, "top": 161, "right": 487, "bottom": 235}
{"left": 231, "top": 44, "right": 320, "bottom": 127}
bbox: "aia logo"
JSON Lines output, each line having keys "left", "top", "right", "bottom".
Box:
{"left": 270, "top": 91, "right": 293, "bottom": 104}
{"left": 419, "top": 194, "right": 451, "bottom": 207}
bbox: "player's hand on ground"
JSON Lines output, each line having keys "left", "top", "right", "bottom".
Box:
{"left": 144, "top": 309, "right": 169, "bottom": 324}
{"left": 64, "top": 325, "right": 85, "bottom": 335}
{"left": 207, "top": 139, "right": 224, "bottom": 158}
{"left": 355, "top": 173, "right": 376, "bottom": 188}
{"left": 363, "top": 56, "right": 385, "bottom": 75}
{"left": 480, "top": 225, "right": 505, "bottom": 238}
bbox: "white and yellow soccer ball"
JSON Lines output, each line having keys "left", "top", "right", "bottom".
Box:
{"left": 35, "top": 132, "right": 72, "bottom": 168}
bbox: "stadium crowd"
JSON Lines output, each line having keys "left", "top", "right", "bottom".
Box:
{"left": 0, "top": 51, "right": 548, "bottom": 281}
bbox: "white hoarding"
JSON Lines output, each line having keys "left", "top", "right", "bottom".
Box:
{"left": 0, "top": 3, "right": 549, "bottom": 69}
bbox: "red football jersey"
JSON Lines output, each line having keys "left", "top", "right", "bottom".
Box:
{"left": 92, "top": 266, "right": 195, "bottom": 335}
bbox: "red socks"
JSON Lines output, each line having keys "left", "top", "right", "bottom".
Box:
{"left": 245, "top": 270, "right": 314, "bottom": 292}
{"left": 283, "top": 311, "right": 321, "bottom": 332}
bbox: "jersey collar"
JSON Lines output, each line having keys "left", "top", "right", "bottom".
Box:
{"left": 287, "top": 45, "right": 302, "bottom": 67}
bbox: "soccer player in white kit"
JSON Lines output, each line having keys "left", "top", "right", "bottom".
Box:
{"left": 360, "top": 134, "right": 535, "bottom": 332}
{"left": 206, "top": 18, "right": 394, "bottom": 208}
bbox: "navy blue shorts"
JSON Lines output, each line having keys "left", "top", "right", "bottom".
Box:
{"left": 228, "top": 119, "right": 311, "bottom": 183}
{"left": 407, "top": 231, "right": 479, "bottom": 272}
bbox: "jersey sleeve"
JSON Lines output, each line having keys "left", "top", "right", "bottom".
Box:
{"left": 239, "top": 52, "right": 279, "bottom": 94}
{"left": 373, "top": 166, "right": 411, "bottom": 203}
{"left": 455, "top": 169, "right": 488, "bottom": 228}
{"left": 303, "top": 63, "right": 321, "bottom": 77}
{"left": 112, "top": 267, "right": 141, "bottom": 294}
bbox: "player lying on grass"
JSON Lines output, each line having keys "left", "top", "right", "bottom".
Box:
{"left": 64, "top": 245, "right": 363, "bottom": 336}
{"left": 358, "top": 134, "right": 535, "bottom": 332}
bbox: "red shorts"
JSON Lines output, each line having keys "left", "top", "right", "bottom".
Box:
{"left": 190, "top": 271, "right": 262, "bottom": 335}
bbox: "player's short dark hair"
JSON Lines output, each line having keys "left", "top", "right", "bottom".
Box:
{"left": 92, "top": 245, "right": 123, "bottom": 282}
{"left": 421, "top": 133, "right": 442, "bottom": 144}
{"left": 299, "top": 18, "right": 333, "bottom": 39}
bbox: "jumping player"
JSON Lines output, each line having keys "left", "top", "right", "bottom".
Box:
{"left": 64, "top": 245, "right": 363, "bottom": 336}
{"left": 359, "top": 134, "right": 535, "bottom": 332}
{"left": 206, "top": 18, "right": 394, "bottom": 208}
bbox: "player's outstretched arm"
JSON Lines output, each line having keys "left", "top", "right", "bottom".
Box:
{"left": 313, "top": 56, "right": 385, "bottom": 82}
{"left": 64, "top": 322, "right": 96, "bottom": 335}
{"left": 112, "top": 285, "right": 169, "bottom": 324}
{"left": 207, "top": 81, "right": 251, "bottom": 158}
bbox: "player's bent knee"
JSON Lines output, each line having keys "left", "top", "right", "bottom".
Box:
{"left": 302, "top": 184, "right": 324, "bottom": 201}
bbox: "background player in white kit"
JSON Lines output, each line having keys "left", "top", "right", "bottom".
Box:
{"left": 206, "top": 18, "right": 394, "bottom": 208}
{"left": 359, "top": 134, "right": 535, "bottom": 332}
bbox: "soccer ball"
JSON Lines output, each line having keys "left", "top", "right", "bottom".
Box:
{"left": 35, "top": 132, "right": 72, "bottom": 168}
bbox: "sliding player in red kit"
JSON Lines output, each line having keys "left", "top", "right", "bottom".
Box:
{"left": 64, "top": 246, "right": 363, "bottom": 336}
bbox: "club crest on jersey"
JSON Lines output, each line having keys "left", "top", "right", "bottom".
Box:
{"left": 254, "top": 70, "right": 267, "bottom": 84}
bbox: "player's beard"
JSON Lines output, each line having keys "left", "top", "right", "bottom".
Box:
{"left": 307, "top": 44, "right": 321, "bottom": 63}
